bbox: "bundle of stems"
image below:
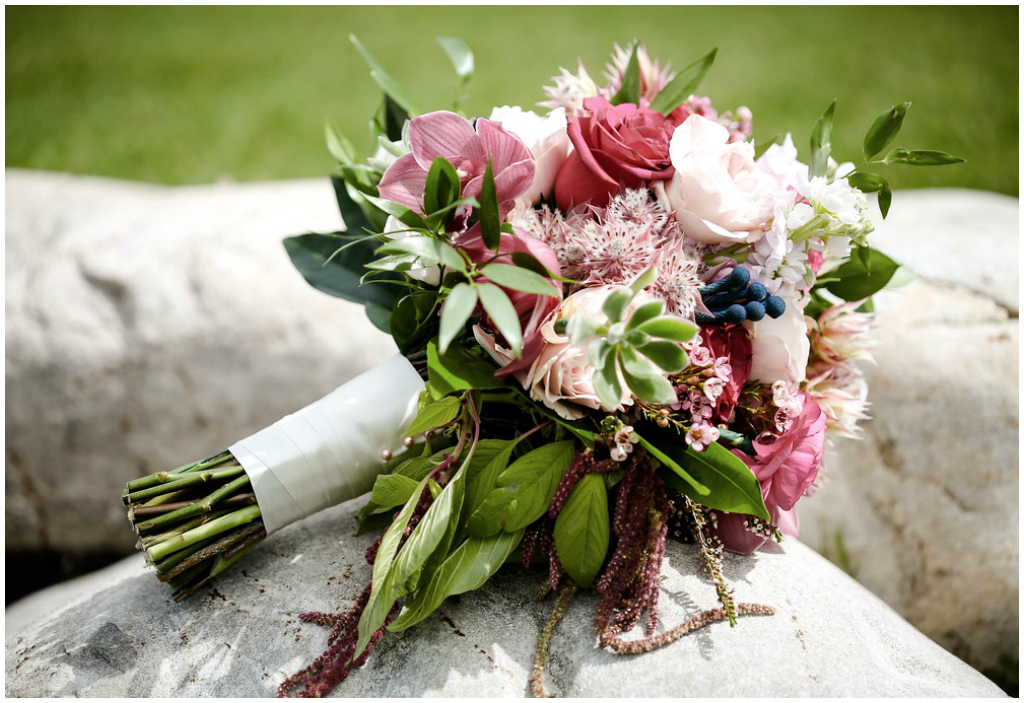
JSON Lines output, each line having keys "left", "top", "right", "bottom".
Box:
{"left": 123, "top": 451, "right": 267, "bottom": 601}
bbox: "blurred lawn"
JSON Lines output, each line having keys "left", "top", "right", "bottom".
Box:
{"left": 6, "top": 6, "right": 1018, "bottom": 194}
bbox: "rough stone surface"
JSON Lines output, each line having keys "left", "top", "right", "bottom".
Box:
{"left": 5, "top": 169, "right": 396, "bottom": 554}
{"left": 799, "top": 189, "right": 1019, "bottom": 675}
{"left": 4, "top": 497, "right": 1007, "bottom": 697}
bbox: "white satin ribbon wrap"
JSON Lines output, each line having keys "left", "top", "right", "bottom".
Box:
{"left": 229, "top": 355, "right": 425, "bottom": 535}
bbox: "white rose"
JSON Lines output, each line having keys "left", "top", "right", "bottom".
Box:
{"left": 748, "top": 294, "right": 810, "bottom": 385}
{"left": 488, "top": 106, "right": 571, "bottom": 208}
{"left": 653, "top": 115, "right": 776, "bottom": 246}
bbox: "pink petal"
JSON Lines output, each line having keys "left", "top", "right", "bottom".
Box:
{"left": 377, "top": 153, "right": 428, "bottom": 214}
{"left": 409, "top": 111, "right": 479, "bottom": 169}
{"left": 553, "top": 149, "right": 618, "bottom": 211}
{"left": 476, "top": 119, "right": 533, "bottom": 175}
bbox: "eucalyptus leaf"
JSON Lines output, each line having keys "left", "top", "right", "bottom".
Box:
{"left": 406, "top": 395, "right": 462, "bottom": 436}
{"left": 466, "top": 440, "right": 575, "bottom": 537}
{"left": 553, "top": 474, "right": 610, "bottom": 588}
{"left": 438, "top": 283, "right": 478, "bottom": 354}
{"left": 809, "top": 99, "right": 836, "bottom": 179}
{"left": 862, "top": 102, "right": 910, "bottom": 160}
{"left": 480, "top": 263, "right": 559, "bottom": 298}
{"left": 435, "top": 36, "right": 474, "bottom": 82}
{"left": 477, "top": 283, "right": 522, "bottom": 357}
{"left": 350, "top": 35, "right": 419, "bottom": 116}
{"left": 610, "top": 42, "right": 641, "bottom": 106}
{"left": 649, "top": 47, "right": 718, "bottom": 116}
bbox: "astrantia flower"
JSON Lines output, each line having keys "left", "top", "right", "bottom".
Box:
{"left": 647, "top": 234, "right": 706, "bottom": 319}
{"left": 378, "top": 111, "right": 534, "bottom": 221}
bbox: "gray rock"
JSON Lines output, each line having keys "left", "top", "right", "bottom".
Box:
{"left": 5, "top": 497, "right": 1006, "bottom": 697}
{"left": 799, "top": 189, "right": 1019, "bottom": 675}
{"left": 5, "top": 170, "right": 396, "bottom": 554}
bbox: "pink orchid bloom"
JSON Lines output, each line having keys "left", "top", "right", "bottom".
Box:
{"left": 378, "top": 111, "right": 535, "bottom": 221}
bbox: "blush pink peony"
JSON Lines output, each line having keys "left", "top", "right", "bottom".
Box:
{"left": 748, "top": 293, "right": 810, "bottom": 385}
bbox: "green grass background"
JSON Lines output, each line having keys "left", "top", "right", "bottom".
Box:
{"left": 6, "top": 6, "right": 1019, "bottom": 194}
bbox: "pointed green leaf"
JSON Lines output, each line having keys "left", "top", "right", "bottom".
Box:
{"left": 846, "top": 170, "right": 884, "bottom": 193}
{"left": 809, "top": 99, "right": 836, "bottom": 178}
{"left": 753, "top": 135, "right": 780, "bottom": 161}
{"left": 423, "top": 157, "right": 462, "bottom": 217}
{"left": 406, "top": 395, "right": 462, "bottom": 436}
{"left": 824, "top": 247, "right": 900, "bottom": 300}
{"left": 480, "top": 263, "right": 559, "bottom": 297}
{"left": 629, "top": 265, "right": 659, "bottom": 295}
{"left": 466, "top": 440, "right": 575, "bottom": 537}
{"left": 435, "top": 36, "right": 474, "bottom": 82}
{"left": 649, "top": 47, "right": 718, "bottom": 116}
{"left": 882, "top": 148, "right": 965, "bottom": 166}
{"left": 350, "top": 35, "right": 419, "bottom": 116}
{"left": 426, "top": 339, "right": 509, "bottom": 396}
{"left": 553, "top": 474, "right": 610, "bottom": 588}
{"left": 863, "top": 102, "right": 910, "bottom": 160}
{"left": 391, "top": 292, "right": 440, "bottom": 356}
{"left": 610, "top": 42, "right": 641, "bottom": 106}
{"left": 439, "top": 283, "right": 478, "bottom": 354}
{"left": 878, "top": 180, "right": 893, "bottom": 219}
{"left": 463, "top": 440, "right": 516, "bottom": 523}
{"left": 325, "top": 120, "right": 358, "bottom": 165}
{"left": 376, "top": 236, "right": 466, "bottom": 272}
{"left": 652, "top": 437, "right": 768, "bottom": 520}
{"left": 370, "top": 474, "right": 421, "bottom": 509}
{"left": 509, "top": 251, "right": 577, "bottom": 284}
{"left": 477, "top": 283, "right": 522, "bottom": 357}
{"left": 635, "top": 433, "right": 709, "bottom": 496}
{"left": 479, "top": 160, "right": 501, "bottom": 251}
{"left": 284, "top": 233, "right": 397, "bottom": 309}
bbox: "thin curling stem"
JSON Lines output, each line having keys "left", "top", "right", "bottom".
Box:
{"left": 600, "top": 602, "right": 775, "bottom": 655}
{"left": 531, "top": 584, "right": 577, "bottom": 699}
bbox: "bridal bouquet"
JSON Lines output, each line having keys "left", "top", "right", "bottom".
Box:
{"left": 122, "top": 37, "right": 961, "bottom": 697}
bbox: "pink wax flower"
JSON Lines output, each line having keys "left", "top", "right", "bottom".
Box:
{"left": 554, "top": 96, "right": 679, "bottom": 212}
{"left": 715, "top": 393, "right": 827, "bottom": 555}
{"left": 378, "top": 111, "right": 535, "bottom": 221}
{"left": 457, "top": 226, "right": 563, "bottom": 379}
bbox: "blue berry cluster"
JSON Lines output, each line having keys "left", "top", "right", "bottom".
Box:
{"left": 695, "top": 267, "right": 786, "bottom": 325}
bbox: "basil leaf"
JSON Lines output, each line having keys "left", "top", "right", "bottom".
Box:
{"left": 466, "top": 440, "right": 575, "bottom": 537}
{"left": 649, "top": 47, "right": 717, "bottom": 116}
{"left": 553, "top": 474, "right": 610, "bottom": 588}
{"left": 370, "top": 473, "right": 421, "bottom": 510}
{"left": 426, "top": 339, "right": 509, "bottom": 396}
{"left": 406, "top": 395, "right": 462, "bottom": 436}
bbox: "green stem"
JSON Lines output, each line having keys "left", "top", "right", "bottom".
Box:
{"left": 130, "top": 493, "right": 256, "bottom": 520}
{"left": 137, "top": 475, "right": 252, "bottom": 532}
{"left": 125, "top": 466, "right": 245, "bottom": 504}
{"left": 147, "top": 505, "right": 262, "bottom": 563}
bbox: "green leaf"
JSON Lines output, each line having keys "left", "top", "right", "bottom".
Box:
{"left": 375, "top": 236, "right": 466, "bottom": 272}
{"left": 637, "top": 339, "right": 689, "bottom": 374}
{"left": 863, "top": 102, "right": 910, "bottom": 160}
{"left": 637, "top": 316, "right": 697, "bottom": 343}
{"left": 364, "top": 301, "right": 392, "bottom": 334}
{"left": 479, "top": 160, "right": 501, "bottom": 251}
{"left": 809, "top": 99, "right": 836, "bottom": 178}
{"left": 878, "top": 180, "right": 893, "bottom": 219}
{"left": 553, "top": 474, "right": 609, "bottom": 588}
{"left": 325, "top": 120, "right": 358, "bottom": 166}
{"left": 649, "top": 47, "right": 718, "bottom": 116}
{"left": 406, "top": 395, "right": 462, "bottom": 436}
{"left": 625, "top": 300, "right": 665, "bottom": 331}
{"left": 753, "top": 135, "right": 780, "bottom": 161}
{"left": 635, "top": 434, "right": 709, "bottom": 496}
{"left": 477, "top": 283, "right": 522, "bottom": 357}
{"left": 350, "top": 35, "right": 419, "bottom": 116}
{"left": 423, "top": 157, "right": 462, "bottom": 218}
{"left": 592, "top": 352, "right": 623, "bottom": 411}
{"left": 382, "top": 94, "right": 409, "bottom": 143}
{"left": 283, "top": 233, "right": 397, "bottom": 309}
{"left": 466, "top": 440, "right": 575, "bottom": 537}
{"left": 824, "top": 247, "right": 900, "bottom": 301}
{"left": 370, "top": 473, "right": 421, "bottom": 509}
{"left": 846, "top": 170, "right": 884, "bottom": 193}
{"left": 390, "top": 464, "right": 465, "bottom": 591}
{"left": 438, "top": 283, "right": 478, "bottom": 354}
{"left": 628, "top": 265, "right": 659, "bottom": 295}
{"left": 657, "top": 437, "right": 768, "bottom": 520}
{"left": 602, "top": 287, "right": 632, "bottom": 324}
{"left": 618, "top": 348, "right": 675, "bottom": 405}
{"left": 480, "top": 263, "right": 559, "bottom": 298}
{"left": 610, "top": 42, "right": 641, "bottom": 106}
{"left": 435, "top": 36, "right": 474, "bottom": 82}
{"left": 330, "top": 175, "right": 376, "bottom": 235}
{"left": 391, "top": 292, "right": 440, "bottom": 355}
{"left": 356, "top": 477, "right": 428, "bottom": 658}
{"left": 882, "top": 148, "right": 965, "bottom": 166}
{"left": 426, "top": 339, "right": 508, "bottom": 396}
{"left": 388, "top": 529, "right": 523, "bottom": 632}
{"left": 462, "top": 440, "right": 516, "bottom": 523}
{"left": 509, "top": 251, "right": 576, "bottom": 284}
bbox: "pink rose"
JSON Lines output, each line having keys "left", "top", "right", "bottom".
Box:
{"left": 652, "top": 115, "right": 776, "bottom": 245}
{"left": 378, "top": 111, "right": 534, "bottom": 221}
{"left": 748, "top": 293, "right": 810, "bottom": 385}
{"left": 553, "top": 96, "right": 678, "bottom": 211}
{"left": 716, "top": 394, "right": 827, "bottom": 554}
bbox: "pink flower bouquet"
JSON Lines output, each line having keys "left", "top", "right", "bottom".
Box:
{"left": 121, "top": 38, "right": 962, "bottom": 698}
